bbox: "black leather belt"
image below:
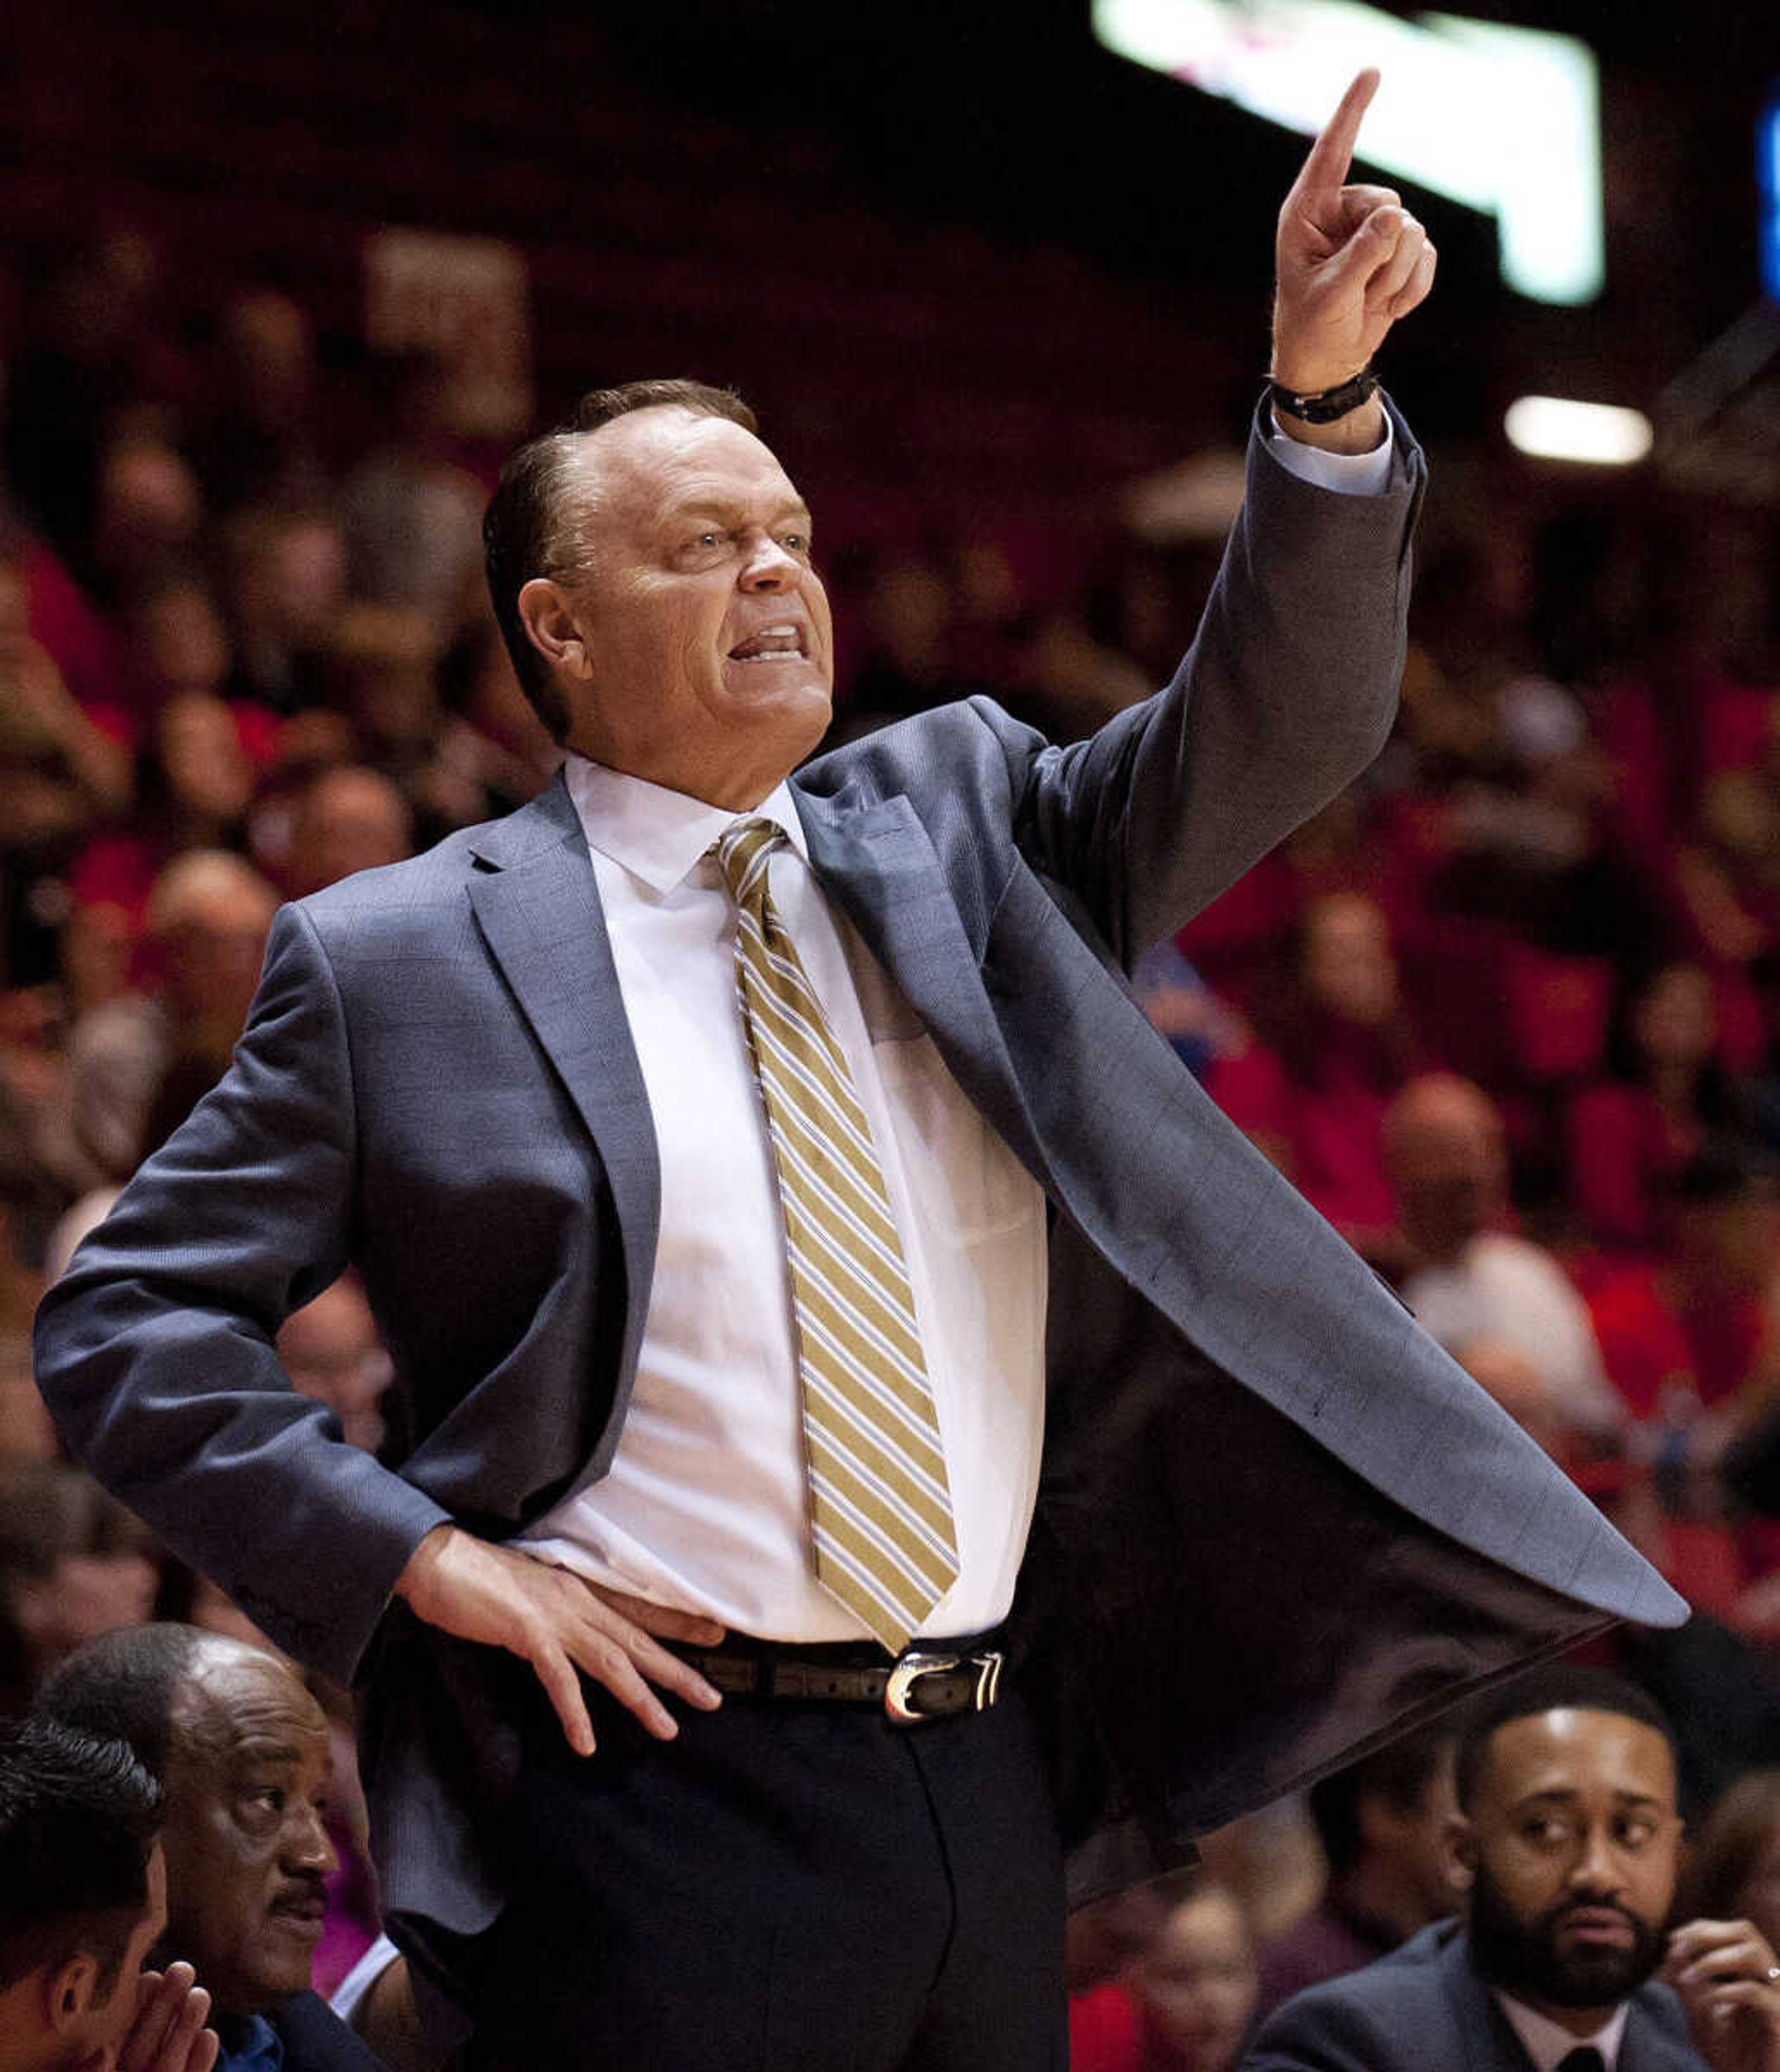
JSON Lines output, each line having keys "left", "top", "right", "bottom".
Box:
{"left": 683, "top": 1642, "right": 1006, "bottom": 1725}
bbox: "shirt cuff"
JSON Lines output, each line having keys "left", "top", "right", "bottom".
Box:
{"left": 1265, "top": 408, "right": 1395, "bottom": 496}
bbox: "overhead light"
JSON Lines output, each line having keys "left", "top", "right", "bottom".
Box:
{"left": 1504, "top": 396, "right": 1653, "bottom": 465}
{"left": 1092, "top": 0, "right": 1603, "bottom": 304}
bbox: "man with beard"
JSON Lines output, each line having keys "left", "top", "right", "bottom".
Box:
{"left": 1245, "top": 1667, "right": 1780, "bottom": 2072}
{"left": 37, "top": 1626, "right": 382, "bottom": 2072}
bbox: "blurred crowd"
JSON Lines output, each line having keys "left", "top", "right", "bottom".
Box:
{"left": 6, "top": 229, "right": 1780, "bottom": 2067}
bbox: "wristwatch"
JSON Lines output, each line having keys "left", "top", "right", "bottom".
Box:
{"left": 1267, "top": 365, "right": 1380, "bottom": 425}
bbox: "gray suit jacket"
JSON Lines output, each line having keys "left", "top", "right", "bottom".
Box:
{"left": 1245, "top": 1921, "right": 1704, "bottom": 2072}
{"left": 35, "top": 404, "right": 1684, "bottom": 1944}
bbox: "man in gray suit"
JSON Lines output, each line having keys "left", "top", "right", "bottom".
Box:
{"left": 1246, "top": 1668, "right": 1780, "bottom": 2072}
{"left": 36, "top": 72, "right": 1682, "bottom": 2071}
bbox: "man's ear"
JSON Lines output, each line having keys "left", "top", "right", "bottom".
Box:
{"left": 43, "top": 1951, "right": 99, "bottom": 2034}
{"left": 1443, "top": 1813, "right": 1478, "bottom": 1895}
{"left": 517, "top": 578, "right": 593, "bottom": 682}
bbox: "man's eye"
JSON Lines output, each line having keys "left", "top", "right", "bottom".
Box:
{"left": 1617, "top": 1817, "right": 1657, "bottom": 1849}
{"left": 782, "top": 532, "right": 808, "bottom": 553}
{"left": 694, "top": 530, "right": 724, "bottom": 549}
{"left": 1524, "top": 1818, "right": 1572, "bottom": 1848}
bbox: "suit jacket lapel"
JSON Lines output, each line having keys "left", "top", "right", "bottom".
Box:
{"left": 1441, "top": 1931, "right": 1541, "bottom": 2072}
{"left": 465, "top": 778, "right": 661, "bottom": 1339}
{"left": 1617, "top": 1997, "right": 1693, "bottom": 2072}
{"left": 793, "top": 783, "right": 1049, "bottom": 1185}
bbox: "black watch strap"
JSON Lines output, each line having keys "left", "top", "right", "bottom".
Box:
{"left": 1267, "top": 365, "right": 1380, "bottom": 425}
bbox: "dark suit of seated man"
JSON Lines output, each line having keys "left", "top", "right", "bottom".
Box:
{"left": 36, "top": 1626, "right": 384, "bottom": 2072}
{"left": 1245, "top": 1667, "right": 1780, "bottom": 2072}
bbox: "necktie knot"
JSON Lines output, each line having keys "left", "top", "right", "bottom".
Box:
{"left": 713, "top": 816, "right": 784, "bottom": 909}
{"left": 1555, "top": 2049, "right": 1607, "bottom": 2072}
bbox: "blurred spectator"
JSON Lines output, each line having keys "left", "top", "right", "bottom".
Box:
{"left": 1214, "top": 893, "right": 1420, "bottom": 1251}
{"left": 39, "top": 1626, "right": 381, "bottom": 2069}
{"left": 221, "top": 508, "right": 345, "bottom": 718}
{"left": 1674, "top": 764, "right": 1780, "bottom": 978}
{"left": 135, "top": 851, "right": 281, "bottom": 1154}
{"left": 341, "top": 353, "right": 485, "bottom": 638}
{"left": 86, "top": 434, "right": 204, "bottom": 613}
{"left": 0, "top": 1714, "right": 216, "bottom": 2072}
{"left": 277, "top": 1279, "right": 392, "bottom": 1456}
{"left": 1454, "top": 1339, "right": 1571, "bottom": 1462}
{"left": 946, "top": 531, "right": 1029, "bottom": 694}
{"left": 1384, "top": 1074, "right": 1621, "bottom": 1443}
{"left": 130, "top": 574, "right": 235, "bottom": 710}
{"left": 2, "top": 230, "right": 175, "bottom": 559}
{"left": 1023, "top": 606, "right": 1152, "bottom": 742}
{"left": 1069, "top": 1871, "right": 1201, "bottom": 2071}
{"left": 185, "top": 290, "right": 329, "bottom": 517}
{"left": 56, "top": 899, "right": 135, "bottom": 1027}
{"left": 145, "top": 690, "right": 258, "bottom": 848}
{"left": 839, "top": 554, "right": 957, "bottom": 734}
{"left": 1567, "top": 963, "right": 1748, "bottom": 1256}
{"left": 1430, "top": 670, "right": 1666, "bottom": 978}
{"left": 0, "top": 550, "right": 134, "bottom": 997}
{"left": 1585, "top": 1140, "right": 1780, "bottom": 1438}
{"left": 1253, "top": 1728, "right": 1460, "bottom": 2025}
{"left": 1135, "top": 940, "right": 1248, "bottom": 1082}
{"left": 0, "top": 1466, "right": 159, "bottom": 1717}
{"left": 0, "top": 1177, "right": 55, "bottom": 1461}
{"left": 282, "top": 766, "right": 412, "bottom": 901}
{"left": 445, "top": 626, "right": 559, "bottom": 806}
{"left": 0, "top": 552, "right": 133, "bottom": 821}
{"left": 1128, "top": 1881, "right": 1259, "bottom": 2072}
{"left": 69, "top": 691, "right": 256, "bottom": 927}
{"left": 326, "top": 607, "right": 441, "bottom": 760}
{"left": 1681, "top": 1769, "right": 1780, "bottom": 1953}
{"left": 44, "top": 851, "right": 278, "bottom": 1224}
{"left": 320, "top": 609, "right": 507, "bottom": 844}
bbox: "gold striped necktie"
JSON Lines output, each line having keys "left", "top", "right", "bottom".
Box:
{"left": 712, "top": 816, "right": 959, "bottom": 1653}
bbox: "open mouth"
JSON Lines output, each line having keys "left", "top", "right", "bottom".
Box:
{"left": 727, "top": 623, "right": 808, "bottom": 663}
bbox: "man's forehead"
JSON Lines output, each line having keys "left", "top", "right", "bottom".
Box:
{"left": 566, "top": 408, "right": 801, "bottom": 517}
{"left": 170, "top": 1642, "right": 329, "bottom": 1761}
{"left": 1483, "top": 1708, "right": 1676, "bottom": 1803}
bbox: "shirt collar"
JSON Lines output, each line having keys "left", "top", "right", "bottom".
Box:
{"left": 563, "top": 754, "right": 807, "bottom": 894}
{"left": 1494, "top": 1987, "right": 1629, "bottom": 2072}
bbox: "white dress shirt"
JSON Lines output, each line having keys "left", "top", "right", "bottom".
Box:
{"left": 1402, "top": 1234, "right": 1624, "bottom": 1438}
{"left": 1495, "top": 1988, "right": 1629, "bottom": 2071}
{"left": 518, "top": 761, "right": 1049, "bottom": 1639}
{"left": 518, "top": 422, "right": 1392, "bottom": 1641}
{"left": 1265, "top": 411, "right": 1395, "bottom": 494}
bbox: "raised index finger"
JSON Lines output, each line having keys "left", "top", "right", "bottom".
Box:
{"left": 1289, "top": 68, "right": 1380, "bottom": 209}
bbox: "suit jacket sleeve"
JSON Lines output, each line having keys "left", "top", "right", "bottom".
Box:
{"left": 34, "top": 901, "right": 451, "bottom": 1685}
{"left": 1002, "top": 401, "right": 1424, "bottom": 966}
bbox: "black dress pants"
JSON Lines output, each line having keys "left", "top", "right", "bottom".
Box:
{"left": 449, "top": 1662, "right": 1068, "bottom": 2071}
